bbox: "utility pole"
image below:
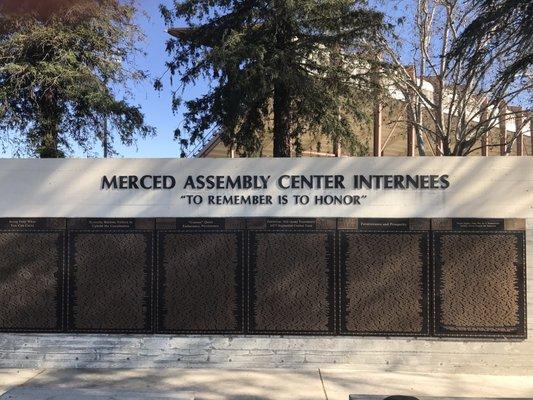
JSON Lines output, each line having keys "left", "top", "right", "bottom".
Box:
{"left": 102, "top": 76, "right": 109, "bottom": 158}
{"left": 102, "top": 116, "right": 109, "bottom": 158}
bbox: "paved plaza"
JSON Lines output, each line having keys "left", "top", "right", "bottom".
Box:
{"left": 0, "top": 369, "right": 532, "bottom": 400}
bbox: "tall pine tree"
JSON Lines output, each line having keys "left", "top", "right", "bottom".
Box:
{"left": 159, "top": 0, "right": 387, "bottom": 157}
{"left": 449, "top": 0, "right": 532, "bottom": 89}
{"left": 0, "top": 0, "right": 154, "bottom": 158}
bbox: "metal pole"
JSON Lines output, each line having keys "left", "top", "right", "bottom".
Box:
{"left": 480, "top": 100, "right": 488, "bottom": 156}
{"left": 373, "top": 100, "right": 382, "bottom": 157}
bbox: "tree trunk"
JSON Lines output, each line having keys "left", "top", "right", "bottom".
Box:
{"left": 273, "top": 80, "right": 291, "bottom": 157}
{"left": 39, "top": 131, "right": 60, "bottom": 158}
{"left": 38, "top": 89, "right": 61, "bottom": 158}
{"left": 272, "top": 3, "right": 291, "bottom": 158}
{"left": 415, "top": 127, "right": 426, "bottom": 156}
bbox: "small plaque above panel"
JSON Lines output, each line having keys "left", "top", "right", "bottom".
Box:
{"left": 157, "top": 221, "right": 244, "bottom": 334}
{"left": 358, "top": 218, "right": 410, "bottom": 231}
{"left": 68, "top": 218, "right": 154, "bottom": 231}
{"left": 0, "top": 218, "right": 64, "bottom": 332}
{"left": 265, "top": 218, "right": 317, "bottom": 230}
{"left": 433, "top": 218, "right": 526, "bottom": 338}
{"left": 452, "top": 218, "right": 505, "bottom": 231}
{"left": 248, "top": 219, "right": 336, "bottom": 335}
{"left": 67, "top": 219, "right": 153, "bottom": 333}
{"left": 0, "top": 218, "right": 66, "bottom": 230}
{"left": 339, "top": 218, "right": 430, "bottom": 336}
{"left": 176, "top": 218, "right": 225, "bottom": 230}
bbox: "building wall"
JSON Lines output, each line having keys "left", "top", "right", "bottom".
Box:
{"left": 197, "top": 98, "right": 533, "bottom": 158}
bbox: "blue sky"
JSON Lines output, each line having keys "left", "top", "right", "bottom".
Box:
{"left": 109, "top": 0, "right": 191, "bottom": 158}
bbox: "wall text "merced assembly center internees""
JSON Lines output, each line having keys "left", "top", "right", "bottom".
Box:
{"left": 101, "top": 174, "right": 450, "bottom": 191}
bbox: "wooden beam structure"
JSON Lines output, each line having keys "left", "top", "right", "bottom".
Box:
{"left": 480, "top": 100, "right": 488, "bottom": 156}
{"left": 433, "top": 78, "right": 444, "bottom": 156}
{"left": 510, "top": 107, "right": 524, "bottom": 156}
{"left": 530, "top": 111, "right": 533, "bottom": 156}
{"left": 406, "top": 113, "right": 415, "bottom": 157}
{"left": 480, "top": 111, "right": 488, "bottom": 156}
{"left": 334, "top": 140, "right": 342, "bottom": 157}
{"left": 373, "top": 100, "right": 382, "bottom": 157}
{"left": 406, "top": 66, "right": 416, "bottom": 157}
{"left": 499, "top": 103, "right": 508, "bottom": 156}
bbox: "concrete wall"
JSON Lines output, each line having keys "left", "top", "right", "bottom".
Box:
{"left": 0, "top": 158, "right": 531, "bottom": 218}
{"left": 0, "top": 158, "right": 531, "bottom": 373}
{"left": 0, "top": 225, "right": 530, "bottom": 373}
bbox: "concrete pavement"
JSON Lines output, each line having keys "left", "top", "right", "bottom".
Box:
{"left": 0, "top": 369, "right": 532, "bottom": 400}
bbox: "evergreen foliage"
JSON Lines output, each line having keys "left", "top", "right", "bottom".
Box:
{"left": 159, "top": 0, "right": 388, "bottom": 157}
{"left": 449, "top": 0, "right": 532, "bottom": 88}
{"left": 0, "top": 0, "right": 154, "bottom": 157}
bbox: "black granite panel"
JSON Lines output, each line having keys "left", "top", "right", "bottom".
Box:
{"left": 433, "top": 231, "right": 526, "bottom": 338}
{"left": 340, "top": 231, "right": 429, "bottom": 336}
{"left": 249, "top": 230, "right": 335, "bottom": 334}
{"left": 0, "top": 229, "right": 64, "bottom": 332}
{"left": 157, "top": 231, "right": 243, "bottom": 333}
{"left": 67, "top": 230, "right": 153, "bottom": 333}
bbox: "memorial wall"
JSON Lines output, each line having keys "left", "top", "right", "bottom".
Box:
{"left": 0, "top": 157, "right": 530, "bottom": 358}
